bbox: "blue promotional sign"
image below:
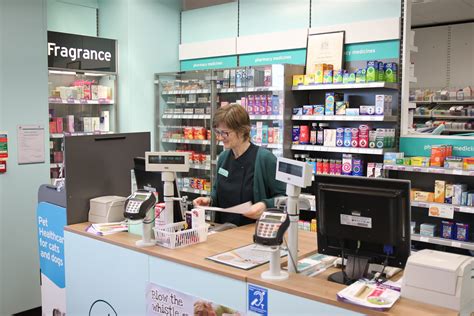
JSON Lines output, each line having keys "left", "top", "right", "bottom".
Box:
{"left": 37, "top": 201, "right": 67, "bottom": 288}
{"left": 239, "top": 49, "right": 307, "bottom": 66}
{"left": 180, "top": 56, "right": 237, "bottom": 71}
{"left": 248, "top": 284, "right": 268, "bottom": 316}
{"left": 344, "top": 40, "right": 400, "bottom": 61}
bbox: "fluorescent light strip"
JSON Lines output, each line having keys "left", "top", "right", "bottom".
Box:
{"left": 48, "top": 70, "right": 76, "bottom": 75}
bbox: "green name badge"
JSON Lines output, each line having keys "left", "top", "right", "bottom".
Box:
{"left": 218, "top": 167, "right": 229, "bottom": 177}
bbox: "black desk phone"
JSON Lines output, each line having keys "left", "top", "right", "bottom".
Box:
{"left": 124, "top": 190, "right": 157, "bottom": 220}
{"left": 253, "top": 209, "right": 290, "bottom": 246}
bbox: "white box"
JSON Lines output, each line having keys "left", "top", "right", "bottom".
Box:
{"left": 375, "top": 94, "right": 392, "bottom": 115}
{"left": 100, "top": 111, "right": 110, "bottom": 132}
{"left": 92, "top": 117, "right": 100, "bottom": 131}
{"left": 83, "top": 117, "right": 92, "bottom": 132}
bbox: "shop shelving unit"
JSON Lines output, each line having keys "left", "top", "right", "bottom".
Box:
{"left": 155, "top": 65, "right": 301, "bottom": 213}
{"left": 411, "top": 99, "right": 474, "bottom": 135}
{"left": 48, "top": 70, "right": 117, "bottom": 184}
{"left": 384, "top": 166, "right": 474, "bottom": 254}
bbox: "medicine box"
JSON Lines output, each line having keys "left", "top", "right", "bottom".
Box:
{"left": 383, "top": 152, "right": 404, "bottom": 165}
{"left": 345, "top": 108, "right": 360, "bottom": 116}
{"left": 455, "top": 223, "right": 469, "bottom": 241}
{"left": 359, "top": 105, "right": 375, "bottom": 115}
{"left": 445, "top": 184, "right": 454, "bottom": 204}
{"left": 420, "top": 223, "right": 436, "bottom": 237}
{"left": 434, "top": 180, "right": 446, "bottom": 203}
{"left": 366, "top": 61, "right": 378, "bottom": 82}
{"left": 441, "top": 221, "right": 455, "bottom": 239}
{"left": 325, "top": 92, "right": 344, "bottom": 115}
{"left": 303, "top": 74, "right": 315, "bottom": 86}
{"left": 335, "top": 101, "right": 346, "bottom": 115}
{"left": 375, "top": 94, "right": 392, "bottom": 115}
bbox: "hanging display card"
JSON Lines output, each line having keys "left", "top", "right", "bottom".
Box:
{"left": 306, "top": 31, "right": 345, "bottom": 74}
{"left": 17, "top": 125, "right": 45, "bottom": 164}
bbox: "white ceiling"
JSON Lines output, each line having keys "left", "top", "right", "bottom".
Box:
{"left": 412, "top": 0, "right": 474, "bottom": 27}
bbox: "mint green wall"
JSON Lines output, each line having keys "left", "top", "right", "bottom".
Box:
{"left": 0, "top": 0, "right": 49, "bottom": 314}
{"left": 99, "top": 0, "right": 181, "bottom": 148}
{"left": 47, "top": 0, "right": 98, "bottom": 36}
{"left": 181, "top": 0, "right": 402, "bottom": 43}
{"left": 239, "top": 0, "right": 310, "bottom": 35}
{"left": 311, "top": 0, "right": 401, "bottom": 27}
{"left": 181, "top": 2, "right": 238, "bottom": 43}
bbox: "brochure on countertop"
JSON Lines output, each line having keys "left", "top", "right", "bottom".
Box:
{"left": 336, "top": 279, "right": 401, "bottom": 311}
{"left": 86, "top": 222, "right": 128, "bottom": 236}
{"left": 207, "top": 243, "right": 288, "bottom": 270}
{"left": 283, "top": 253, "right": 338, "bottom": 276}
{"left": 196, "top": 201, "right": 252, "bottom": 215}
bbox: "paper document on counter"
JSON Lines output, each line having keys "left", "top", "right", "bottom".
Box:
{"left": 337, "top": 279, "right": 400, "bottom": 311}
{"left": 197, "top": 201, "right": 252, "bottom": 214}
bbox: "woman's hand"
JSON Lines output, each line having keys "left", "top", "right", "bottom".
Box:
{"left": 243, "top": 202, "right": 267, "bottom": 219}
{"left": 193, "top": 197, "right": 210, "bottom": 207}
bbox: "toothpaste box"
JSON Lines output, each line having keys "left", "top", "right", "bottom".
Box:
{"left": 333, "top": 70, "right": 344, "bottom": 84}
{"left": 375, "top": 94, "right": 393, "bottom": 115}
{"left": 325, "top": 92, "right": 344, "bottom": 115}
{"left": 293, "top": 75, "right": 304, "bottom": 86}
{"left": 323, "top": 70, "right": 333, "bottom": 84}
{"left": 366, "top": 61, "right": 378, "bottom": 82}
{"left": 384, "top": 63, "right": 398, "bottom": 83}
{"left": 304, "top": 74, "right": 316, "bottom": 85}
{"left": 313, "top": 105, "right": 325, "bottom": 115}
{"left": 335, "top": 101, "right": 347, "bottom": 115}
{"left": 360, "top": 105, "right": 375, "bottom": 115}
{"left": 355, "top": 69, "right": 366, "bottom": 83}
{"left": 378, "top": 61, "right": 385, "bottom": 81}
{"left": 336, "top": 128, "right": 344, "bottom": 147}
{"left": 453, "top": 184, "right": 468, "bottom": 205}
{"left": 342, "top": 154, "right": 352, "bottom": 175}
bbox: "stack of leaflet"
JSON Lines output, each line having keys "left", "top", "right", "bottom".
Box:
{"left": 337, "top": 279, "right": 401, "bottom": 311}
{"left": 86, "top": 222, "right": 128, "bottom": 236}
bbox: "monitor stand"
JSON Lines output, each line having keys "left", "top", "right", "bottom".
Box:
{"left": 328, "top": 255, "right": 369, "bottom": 285}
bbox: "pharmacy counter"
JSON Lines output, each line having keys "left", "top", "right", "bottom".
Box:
{"left": 64, "top": 223, "right": 457, "bottom": 315}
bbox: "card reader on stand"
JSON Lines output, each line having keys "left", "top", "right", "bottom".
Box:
{"left": 275, "top": 157, "right": 313, "bottom": 274}
{"left": 254, "top": 210, "right": 290, "bottom": 280}
{"left": 126, "top": 152, "right": 190, "bottom": 247}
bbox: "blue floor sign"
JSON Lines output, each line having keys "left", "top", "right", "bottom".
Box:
{"left": 248, "top": 284, "right": 268, "bottom": 315}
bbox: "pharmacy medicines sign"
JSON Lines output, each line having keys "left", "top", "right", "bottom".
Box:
{"left": 48, "top": 31, "right": 117, "bottom": 73}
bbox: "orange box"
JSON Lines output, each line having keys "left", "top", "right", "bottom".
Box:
{"left": 412, "top": 190, "right": 434, "bottom": 202}
{"left": 463, "top": 157, "right": 474, "bottom": 170}
{"left": 193, "top": 127, "right": 206, "bottom": 140}
{"left": 434, "top": 180, "right": 446, "bottom": 203}
{"left": 430, "top": 145, "right": 446, "bottom": 167}
{"left": 184, "top": 127, "right": 193, "bottom": 140}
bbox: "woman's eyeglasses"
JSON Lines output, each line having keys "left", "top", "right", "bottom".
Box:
{"left": 213, "top": 128, "right": 231, "bottom": 138}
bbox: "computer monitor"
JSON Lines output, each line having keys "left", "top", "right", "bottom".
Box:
{"left": 314, "top": 175, "right": 411, "bottom": 285}
{"left": 133, "top": 157, "right": 183, "bottom": 222}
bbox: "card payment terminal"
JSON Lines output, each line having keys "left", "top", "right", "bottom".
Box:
{"left": 124, "top": 190, "right": 157, "bottom": 220}
{"left": 253, "top": 210, "right": 290, "bottom": 246}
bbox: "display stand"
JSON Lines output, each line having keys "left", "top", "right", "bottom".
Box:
{"left": 136, "top": 208, "right": 156, "bottom": 247}
{"left": 260, "top": 246, "right": 289, "bottom": 281}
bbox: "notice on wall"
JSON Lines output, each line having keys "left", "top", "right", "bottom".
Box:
{"left": 306, "top": 31, "right": 345, "bottom": 74}
{"left": 0, "top": 132, "right": 8, "bottom": 159}
{"left": 17, "top": 125, "right": 45, "bottom": 164}
{"left": 146, "top": 283, "right": 244, "bottom": 316}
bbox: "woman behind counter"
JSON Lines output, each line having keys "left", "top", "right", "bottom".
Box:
{"left": 193, "top": 104, "right": 286, "bottom": 226}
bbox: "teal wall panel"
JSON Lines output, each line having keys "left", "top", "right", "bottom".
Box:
{"left": 344, "top": 40, "right": 400, "bottom": 61}
{"left": 311, "top": 0, "right": 401, "bottom": 28}
{"left": 0, "top": 0, "right": 49, "bottom": 314}
{"left": 99, "top": 0, "right": 181, "bottom": 148}
{"left": 239, "top": 0, "right": 310, "bottom": 36}
{"left": 47, "top": 0, "right": 97, "bottom": 36}
{"left": 181, "top": 56, "right": 237, "bottom": 71}
{"left": 182, "top": 2, "right": 238, "bottom": 43}
{"left": 239, "top": 49, "right": 306, "bottom": 66}
{"left": 400, "top": 137, "right": 474, "bottom": 157}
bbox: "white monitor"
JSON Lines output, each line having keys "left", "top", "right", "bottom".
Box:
{"left": 275, "top": 157, "right": 312, "bottom": 188}
{"left": 145, "top": 152, "right": 189, "bottom": 173}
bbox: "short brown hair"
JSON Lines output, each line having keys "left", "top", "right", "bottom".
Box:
{"left": 213, "top": 103, "right": 251, "bottom": 140}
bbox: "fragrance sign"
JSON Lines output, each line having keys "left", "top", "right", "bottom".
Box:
{"left": 48, "top": 31, "right": 117, "bottom": 73}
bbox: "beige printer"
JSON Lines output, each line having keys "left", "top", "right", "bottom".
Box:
{"left": 88, "top": 196, "right": 126, "bottom": 223}
{"left": 401, "top": 249, "right": 474, "bottom": 313}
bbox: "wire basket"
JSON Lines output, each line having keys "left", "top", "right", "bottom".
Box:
{"left": 153, "top": 221, "right": 209, "bottom": 249}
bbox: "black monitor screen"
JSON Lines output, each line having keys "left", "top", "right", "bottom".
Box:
{"left": 315, "top": 175, "right": 411, "bottom": 268}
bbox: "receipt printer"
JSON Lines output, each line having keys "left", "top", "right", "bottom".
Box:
{"left": 401, "top": 249, "right": 474, "bottom": 312}
{"left": 89, "top": 196, "right": 126, "bottom": 223}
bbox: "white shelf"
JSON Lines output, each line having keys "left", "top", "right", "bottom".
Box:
{"left": 218, "top": 86, "right": 279, "bottom": 93}
{"left": 249, "top": 115, "right": 283, "bottom": 120}
{"left": 384, "top": 164, "right": 474, "bottom": 176}
{"left": 292, "top": 115, "right": 397, "bottom": 122}
{"left": 412, "top": 234, "right": 474, "bottom": 250}
{"left": 254, "top": 143, "right": 283, "bottom": 149}
{"left": 291, "top": 145, "right": 393, "bottom": 155}
{"left": 432, "top": 115, "right": 474, "bottom": 120}
{"left": 50, "top": 131, "right": 113, "bottom": 138}
{"left": 189, "top": 163, "right": 211, "bottom": 171}
{"left": 162, "top": 138, "right": 211, "bottom": 145}
{"left": 292, "top": 82, "right": 399, "bottom": 91}
{"left": 50, "top": 163, "right": 63, "bottom": 168}
{"left": 413, "top": 114, "right": 431, "bottom": 118}
{"left": 414, "top": 99, "right": 474, "bottom": 105}
{"left": 180, "top": 187, "right": 210, "bottom": 195}
{"left": 162, "top": 114, "right": 210, "bottom": 120}
{"left": 411, "top": 201, "right": 474, "bottom": 214}
{"left": 444, "top": 129, "right": 474, "bottom": 133}
{"left": 48, "top": 98, "right": 114, "bottom": 105}
{"left": 162, "top": 89, "right": 210, "bottom": 95}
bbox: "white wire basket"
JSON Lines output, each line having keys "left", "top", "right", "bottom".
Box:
{"left": 153, "top": 221, "right": 209, "bottom": 249}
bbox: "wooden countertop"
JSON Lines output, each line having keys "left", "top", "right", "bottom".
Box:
{"left": 65, "top": 223, "right": 458, "bottom": 315}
